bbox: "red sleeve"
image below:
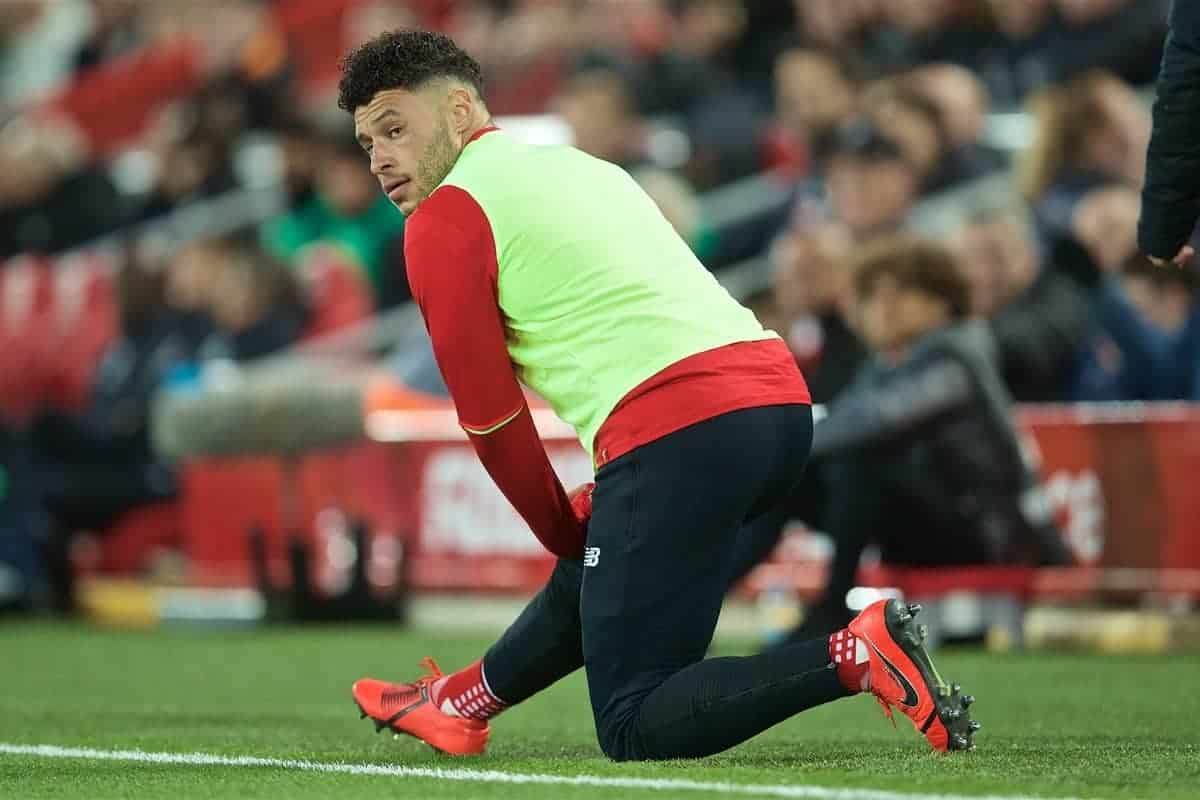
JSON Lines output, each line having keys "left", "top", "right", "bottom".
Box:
{"left": 405, "top": 186, "right": 584, "bottom": 558}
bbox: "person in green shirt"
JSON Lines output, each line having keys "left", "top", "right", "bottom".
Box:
{"left": 261, "top": 130, "right": 406, "bottom": 308}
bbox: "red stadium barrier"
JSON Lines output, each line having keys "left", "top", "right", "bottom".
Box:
{"left": 58, "top": 392, "right": 1200, "bottom": 598}
{"left": 1017, "top": 405, "right": 1200, "bottom": 571}
{"left": 372, "top": 404, "right": 1200, "bottom": 599}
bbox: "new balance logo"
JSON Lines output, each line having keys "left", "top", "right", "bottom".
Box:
{"left": 583, "top": 547, "right": 601, "bottom": 567}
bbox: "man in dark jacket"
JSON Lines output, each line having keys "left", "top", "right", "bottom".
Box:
{"left": 730, "top": 236, "right": 1070, "bottom": 641}
{"left": 954, "top": 207, "right": 1093, "bottom": 401}
{"left": 1139, "top": 0, "right": 1200, "bottom": 266}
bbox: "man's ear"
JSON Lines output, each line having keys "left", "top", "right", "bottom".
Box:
{"left": 449, "top": 86, "right": 475, "bottom": 134}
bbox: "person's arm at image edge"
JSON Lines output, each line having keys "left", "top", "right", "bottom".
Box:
{"left": 1139, "top": 1, "right": 1200, "bottom": 265}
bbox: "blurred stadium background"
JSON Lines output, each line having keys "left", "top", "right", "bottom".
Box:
{"left": 1, "top": 0, "right": 1198, "bottom": 657}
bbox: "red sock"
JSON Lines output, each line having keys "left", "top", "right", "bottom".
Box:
{"left": 829, "top": 628, "right": 870, "bottom": 694}
{"left": 430, "top": 660, "right": 508, "bottom": 721}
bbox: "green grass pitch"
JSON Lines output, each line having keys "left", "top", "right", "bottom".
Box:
{"left": 1, "top": 621, "right": 1197, "bottom": 799}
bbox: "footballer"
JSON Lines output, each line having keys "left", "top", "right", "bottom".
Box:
{"left": 340, "top": 29, "right": 978, "bottom": 761}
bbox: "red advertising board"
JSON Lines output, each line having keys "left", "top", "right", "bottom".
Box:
{"left": 387, "top": 405, "right": 1200, "bottom": 594}
{"left": 168, "top": 405, "right": 1200, "bottom": 597}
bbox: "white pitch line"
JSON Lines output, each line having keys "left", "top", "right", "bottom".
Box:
{"left": 0, "top": 742, "right": 1083, "bottom": 800}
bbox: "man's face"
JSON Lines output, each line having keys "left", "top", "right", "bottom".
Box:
{"left": 881, "top": 0, "right": 951, "bottom": 34}
{"left": 558, "top": 74, "right": 632, "bottom": 164}
{"left": 167, "top": 241, "right": 222, "bottom": 312}
{"left": 827, "top": 155, "right": 917, "bottom": 238}
{"left": 318, "top": 149, "right": 377, "bottom": 217}
{"left": 775, "top": 51, "right": 856, "bottom": 135}
{"left": 354, "top": 86, "right": 462, "bottom": 215}
{"left": 954, "top": 220, "right": 1037, "bottom": 316}
{"left": 986, "top": 0, "right": 1050, "bottom": 38}
{"left": 1071, "top": 186, "right": 1140, "bottom": 274}
{"left": 858, "top": 275, "right": 949, "bottom": 354}
{"left": 872, "top": 100, "right": 940, "bottom": 180}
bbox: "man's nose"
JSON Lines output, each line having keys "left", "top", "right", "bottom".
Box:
{"left": 370, "top": 146, "right": 392, "bottom": 176}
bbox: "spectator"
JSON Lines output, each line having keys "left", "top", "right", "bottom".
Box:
{"left": 72, "top": 0, "right": 144, "bottom": 72}
{"left": 199, "top": 237, "right": 308, "bottom": 363}
{"left": 663, "top": 2, "right": 774, "bottom": 188}
{"left": 261, "top": 130, "right": 406, "bottom": 309}
{"left": 763, "top": 46, "right": 859, "bottom": 174}
{"left": 767, "top": 222, "right": 866, "bottom": 404}
{"left": 869, "top": 0, "right": 990, "bottom": 71}
{"left": 623, "top": 0, "right": 743, "bottom": 118}
{"left": 1069, "top": 182, "right": 1141, "bottom": 274}
{"left": 793, "top": 0, "right": 880, "bottom": 51}
{"left": 31, "top": 251, "right": 188, "bottom": 612}
{"left": 272, "top": 118, "right": 323, "bottom": 208}
{"left": 343, "top": 0, "right": 421, "bottom": 54}
{"left": 0, "top": 114, "right": 131, "bottom": 257}
{"left": 1068, "top": 251, "right": 1193, "bottom": 402}
{"left": 162, "top": 236, "right": 220, "bottom": 350}
{"left": 1017, "top": 70, "right": 1149, "bottom": 239}
{"left": 979, "top": 0, "right": 1167, "bottom": 105}
{"left": 736, "top": 235, "right": 1069, "bottom": 642}
{"left": 822, "top": 119, "right": 922, "bottom": 241}
{"left": 863, "top": 82, "right": 948, "bottom": 189}
{"left": 1047, "top": 0, "right": 1167, "bottom": 89}
{"left": 1123, "top": 257, "right": 1199, "bottom": 338}
{"left": 136, "top": 104, "right": 238, "bottom": 222}
{"left": 1066, "top": 187, "right": 1198, "bottom": 402}
{"left": 952, "top": 205, "right": 1091, "bottom": 401}
{"left": 557, "top": 67, "right": 646, "bottom": 169}
{"left": 903, "top": 63, "right": 1009, "bottom": 186}
{"left": 453, "top": 0, "right": 575, "bottom": 115}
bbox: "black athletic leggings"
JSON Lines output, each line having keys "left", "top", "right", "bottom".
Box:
{"left": 481, "top": 404, "right": 851, "bottom": 760}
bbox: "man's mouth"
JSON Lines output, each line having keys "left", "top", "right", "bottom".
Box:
{"left": 384, "top": 178, "right": 410, "bottom": 201}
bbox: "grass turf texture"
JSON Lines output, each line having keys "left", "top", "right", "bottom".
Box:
{"left": 1, "top": 621, "right": 1197, "bottom": 799}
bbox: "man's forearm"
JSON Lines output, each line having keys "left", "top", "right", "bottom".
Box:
{"left": 468, "top": 404, "right": 585, "bottom": 559}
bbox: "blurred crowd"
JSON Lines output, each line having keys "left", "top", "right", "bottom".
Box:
{"left": 2, "top": 0, "right": 1198, "bottom": 609}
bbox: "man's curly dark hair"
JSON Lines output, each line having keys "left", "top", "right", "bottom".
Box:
{"left": 337, "top": 30, "right": 484, "bottom": 113}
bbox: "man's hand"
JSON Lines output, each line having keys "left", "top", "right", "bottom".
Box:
{"left": 1148, "top": 244, "right": 1195, "bottom": 268}
{"left": 568, "top": 482, "right": 595, "bottom": 528}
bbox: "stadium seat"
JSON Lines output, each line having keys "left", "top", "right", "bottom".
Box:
{"left": 43, "top": 39, "right": 205, "bottom": 158}
{"left": 0, "top": 256, "right": 56, "bottom": 424}
{"left": 45, "top": 251, "right": 119, "bottom": 412}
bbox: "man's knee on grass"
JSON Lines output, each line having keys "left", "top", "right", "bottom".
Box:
{"left": 595, "top": 702, "right": 649, "bottom": 762}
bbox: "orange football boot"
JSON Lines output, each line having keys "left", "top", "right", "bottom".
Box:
{"left": 848, "top": 599, "right": 980, "bottom": 752}
{"left": 352, "top": 658, "right": 490, "bottom": 755}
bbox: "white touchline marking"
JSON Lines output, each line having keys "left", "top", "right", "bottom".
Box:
{"left": 0, "top": 743, "right": 1085, "bottom": 800}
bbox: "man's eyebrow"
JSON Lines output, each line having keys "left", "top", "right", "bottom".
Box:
{"left": 368, "top": 109, "right": 400, "bottom": 125}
